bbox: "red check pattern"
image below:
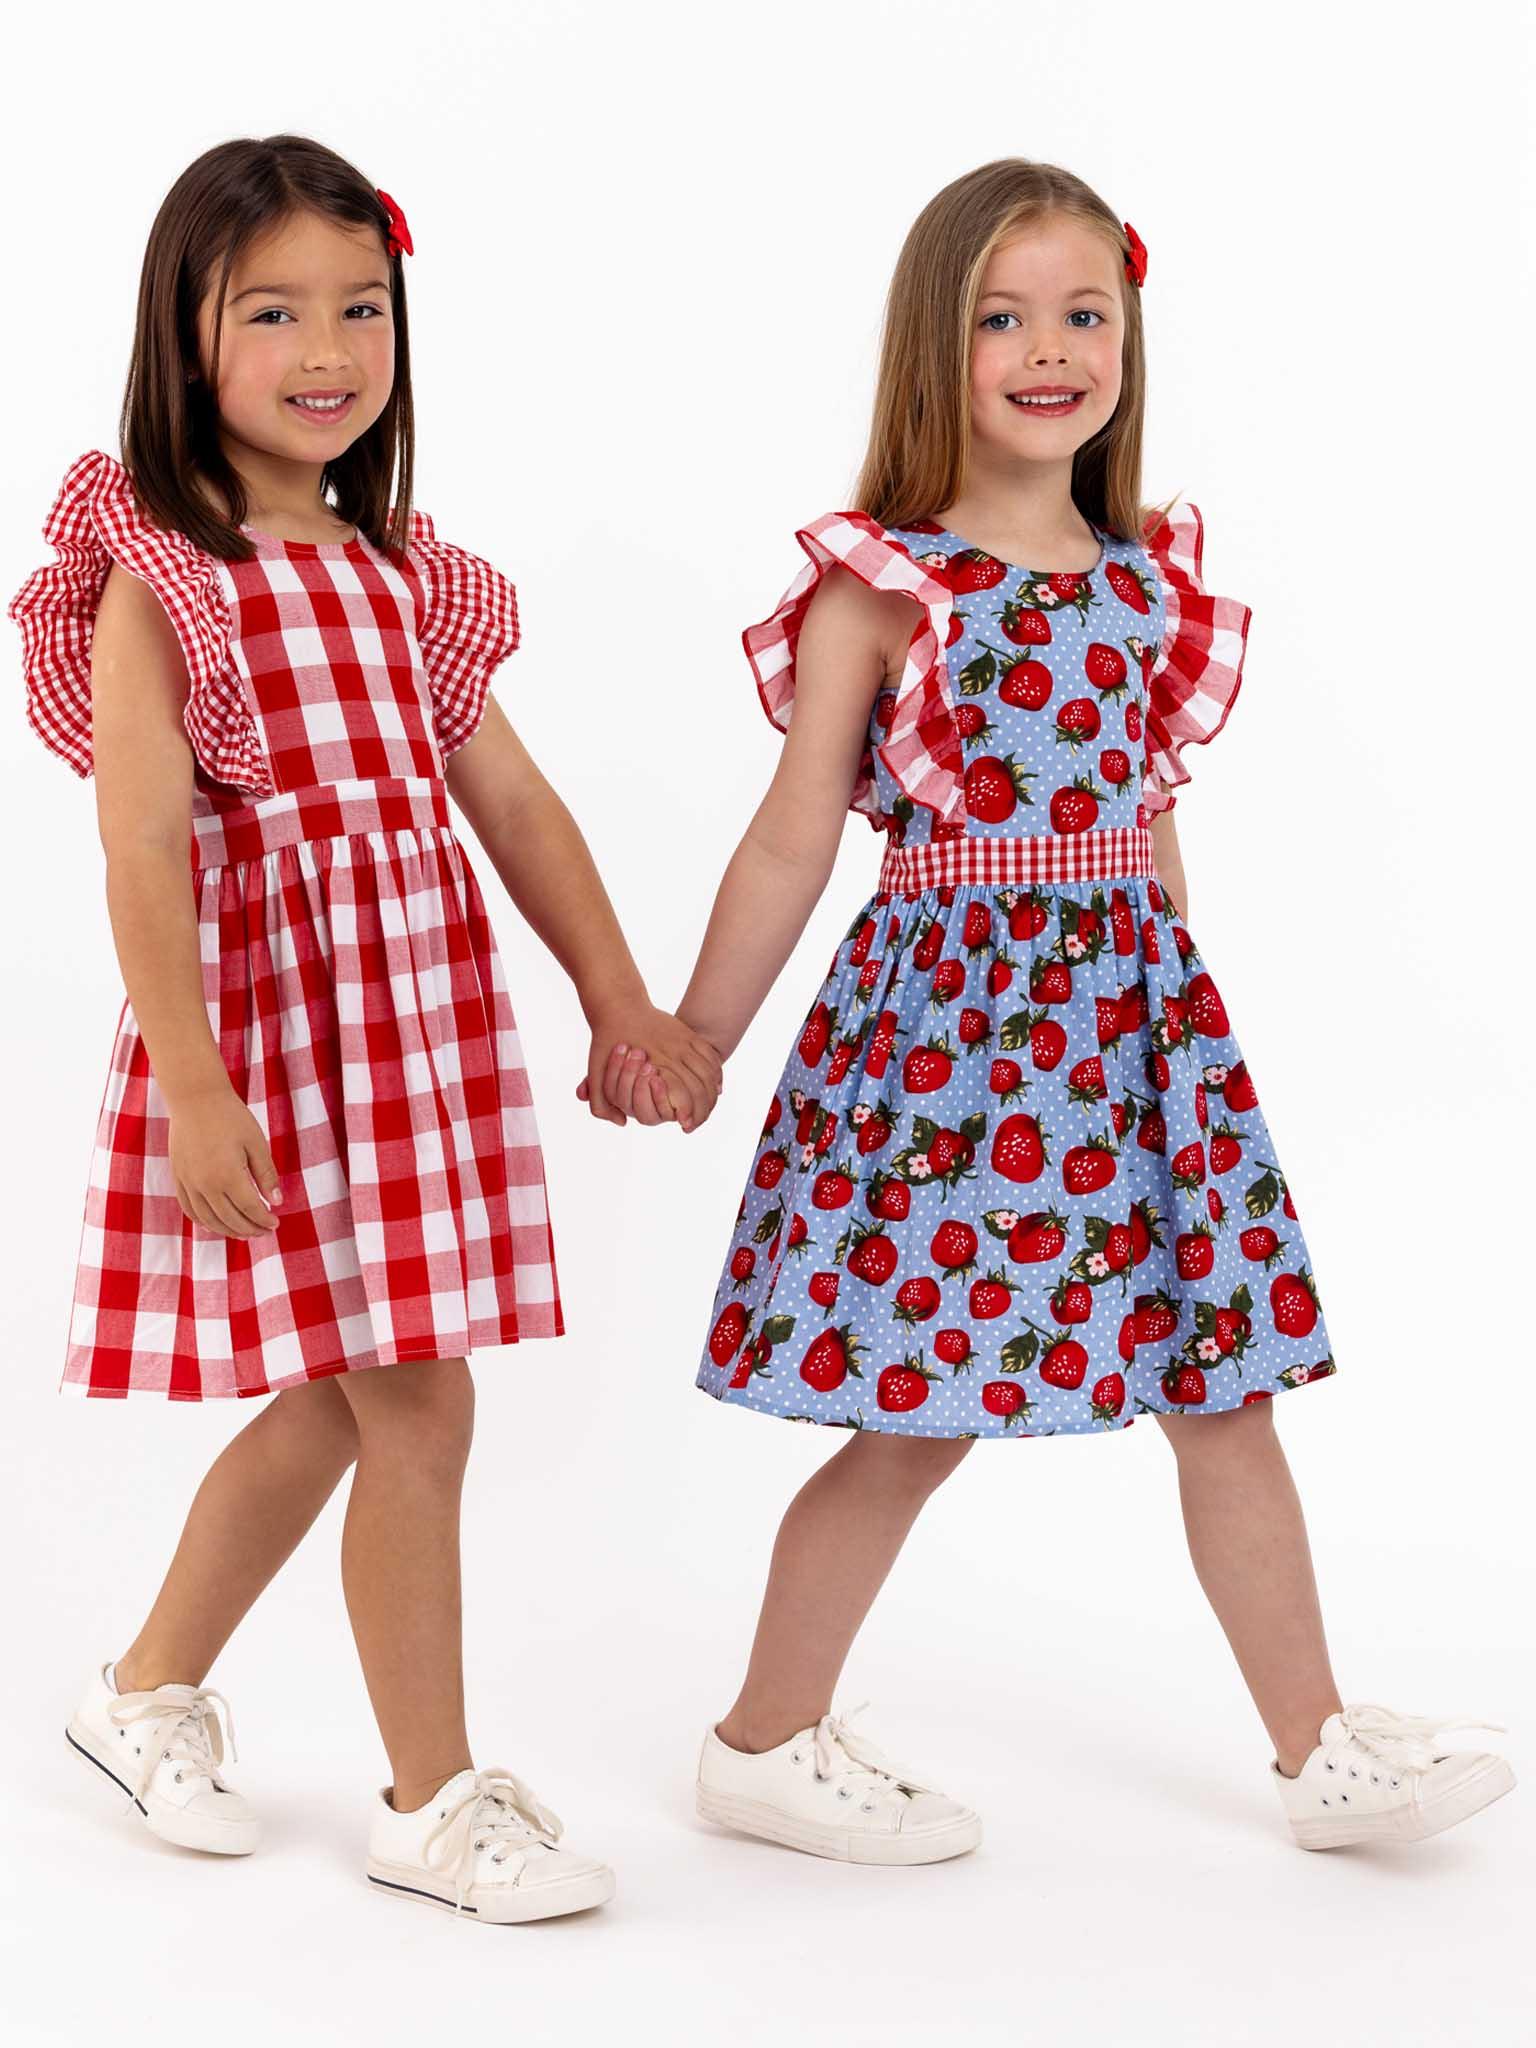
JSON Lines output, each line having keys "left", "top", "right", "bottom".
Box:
{"left": 1140, "top": 503, "right": 1251, "bottom": 815}
{"left": 743, "top": 511, "right": 963, "bottom": 828}
{"left": 879, "top": 825, "right": 1156, "bottom": 895}
{"left": 11, "top": 451, "right": 561, "bottom": 1399}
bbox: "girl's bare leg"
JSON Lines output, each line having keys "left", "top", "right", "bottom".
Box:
{"left": 115, "top": 1378, "right": 360, "bottom": 1691}
{"left": 334, "top": 1357, "right": 476, "bottom": 1812}
{"left": 715, "top": 1431, "right": 974, "bottom": 1753}
{"left": 1157, "top": 1400, "right": 1342, "bottom": 1775}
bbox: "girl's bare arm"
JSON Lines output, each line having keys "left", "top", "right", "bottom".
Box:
{"left": 1150, "top": 808, "right": 1188, "bottom": 919}
{"left": 444, "top": 700, "right": 723, "bottom": 1128}
{"left": 675, "top": 569, "right": 917, "bottom": 1063}
{"left": 90, "top": 566, "right": 281, "bottom": 1234}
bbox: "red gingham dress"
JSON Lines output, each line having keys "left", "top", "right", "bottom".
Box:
{"left": 9, "top": 450, "right": 563, "bottom": 1400}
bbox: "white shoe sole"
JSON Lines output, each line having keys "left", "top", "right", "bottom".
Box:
{"left": 1288, "top": 1757, "right": 1516, "bottom": 1850}
{"left": 64, "top": 1720, "right": 260, "bottom": 1855}
{"left": 365, "top": 1855, "right": 616, "bottom": 1922}
{"left": 696, "top": 1785, "right": 981, "bottom": 1865}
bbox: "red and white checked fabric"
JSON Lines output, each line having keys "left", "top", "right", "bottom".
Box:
{"left": 1139, "top": 502, "right": 1252, "bottom": 816}
{"left": 743, "top": 511, "right": 964, "bottom": 828}
{"left": 10, "top": 451, "right": 560, "bottom": 1400}
{"left": 744, "top": 503, "right": 1250, "bottom": 830}
{"left": 879, "top": 825, "right": 1155, "bottom": 895}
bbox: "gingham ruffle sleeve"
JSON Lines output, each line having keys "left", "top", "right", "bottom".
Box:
{"left": 1139, "top": 501, "right": 1252, "bottom": 816}
{"left": 7, "top": 448, "right": 272, "bottom": 792}
{"left": 743, "top": 511, "right": 962, "bottom": 828}
{"left": 405, "top": 512, "right": 520, "bottom": 758}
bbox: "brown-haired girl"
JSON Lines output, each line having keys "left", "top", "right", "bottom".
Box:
{"left": 597, "top": 158, "right": 1513, "bottom": 1863}
{"left": 11, "top": 133, "right": 720, "bottom": 1921}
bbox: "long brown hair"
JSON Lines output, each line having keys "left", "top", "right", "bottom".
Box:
{"left": 119, "top": 134, "right": 415, "bottom": 561}
{"left": 854, "top": 160, "right": 1162, "bottom": 541}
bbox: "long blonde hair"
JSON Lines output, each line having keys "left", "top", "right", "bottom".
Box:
{"left": 853, "top": 160, "right": 1156, "bottom": 540}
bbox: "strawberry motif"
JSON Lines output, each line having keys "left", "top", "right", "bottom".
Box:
{"left": 986, "top": 955, "right": 1014, "bottom": 997}
{"left": 1030, "top": 960, "right": 1073, "bottom": 1005}
{"left": 931, "top": 1220, "right": 980, "bottom": 1274}
{"left": 912, "top": 918, "right": 945, "bottom": 971}
{"left": 991, "top": 1112, "right": 1048, "bottom": 1184}
{"left": 893, "top": 1275, "right": 942, "bottom": 1324}
{"left": 989, "top": 1056, "right": 1028, "bottom": 1104}
{"left": 997, "top": 599, "right": 1053, "bottom": 646}
{"left": 999, "top": 657, "right": 1053, "bottom": 710}
{"left": 965, "top": 753, "right": 1035, "bottom": 824}
{"left": 1162, "top": 1362, "right": 1207, "bottom": 1406}
{"left": 866, "top": 1171, "right": 910, "bottom": 1222}
{"left": 1050, "top": 1278, "right": 1094, "bottom": 1326}
{"left": 866, "top": 1010, "right": 900, "bottom": 1080}
{"left": 961, "top": 902, "right": 992, "bottom": 952}
{"left": 934, "top": 1328, "right": 973, "bottom": 1369}
{"left": 1038, "top": 1337, "right": 1088, "bottom": 1389}
{"left": 902, "top": 1038, "right": 956, "bottom": 1093}
{"left": 799, "top": 1002, "right": 836, "bottom": 1068}
{"left": 1270, "top": 1268, "right": 1320, "bottom": 1338}
{"left": 1104, "top": 561, "right": 1154, "bottom": 614}
{"left": 1007, "top": 892, "right": 1051, "bottom": 942}
{"left": 1006, "top": 1208, "right": 1068, "bottom": 1264}
{"left": 1239, "top": 1225, "right": 1286, "bottom": 1267}
{"left": 942, "top": 550, "right": 1008, "bottom": 595}
{"left": 969, "top": 1270, "right": 1018, "bottom": 1320}
{"left": 1054, "top": 697, "right": 1101, "bottom": 748}
{"left": 1170, "top": 1142, "right": 1207, "bottom": 1194}
{"left": 1134, "top": 1292, "right": 1181, "bottom": 1345}
{"left": 1061, "top": 1137, "right": 1117, "bottom": 1195}
{"left": 730, "top": 1246, "right": 756, "bottom": 1287}
{"left": 1187, "top": 972, "right": 1230, "bottom": 1038}
{"left": 877, "top": 1355, "right": 940, "bottom": 1411}
{"left": 1099, "top": 748, "right": 1132, "bottom": 790}
{"left": 848, "top": 916, "right": 877, "bottom": 966}
{"left": 1090, "top": 1372, "right": 1126, "bottom": 1422}
{"left": 709, "top": 1302, "right": 751, "bottom": 1367}
{"left": 801, "top": 1324, "right": 864, "bottom": 1392}
{"left": 1224, "top": 1062, "right": 1259, "bottom": 1113}
{"left": 1067, "top": 1055, "right": 1107, "bottom": 1106}
{"left": 1209, "top": 1128, "right": 1243, "bottom": 1175}
{"left": 811, "top": 1162, "right": 857, "bottom": 1211}
{"left": 754, "top": 1147, "right": 789, "bottom": 1190}
{"left": 1175, "top": 1227, "right": 1216, "bottom": 1281}
{"left": 1049, "top": 779, "right": 1104, "bottom": 833}
{"left": 981, "top": 1380, "right": 1030, "bottom": 1425}
{"left": 1084, "top": 643, "right": 1130, "bottom": 696}
{"left": 808, "top": 1270, "right": 840, "bottom": 1313}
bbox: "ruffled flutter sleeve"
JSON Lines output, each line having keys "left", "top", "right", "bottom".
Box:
{"left": 7, "top": 449, "right": 271, "bottom": 792}
{"left": 742, "top": 512, "right": 962, "bottom": 827}
{"left": 405, "top": 511, "right": 520, "bottom": 758}
{"left": 1139, "top": 501, "right": 1252, "bottom": 815}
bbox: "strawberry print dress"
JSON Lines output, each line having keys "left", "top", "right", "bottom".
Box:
{"left": 696, "top": 505, "right": 1335, "bottom": 1438}
{"left": 10, "top": 450, "right": 562, "bottom": 1400}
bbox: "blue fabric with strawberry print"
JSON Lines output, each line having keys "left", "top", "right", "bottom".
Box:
{"left": 697, "top": 517, "right": 1334, "bottom": 1437}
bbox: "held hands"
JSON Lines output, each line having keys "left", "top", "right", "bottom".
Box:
{"left": 168, "top": 1084, "right": 284, "bottom": 1237}
{"left": 576, "top": 1003, "right": 724, "bottom": 1132}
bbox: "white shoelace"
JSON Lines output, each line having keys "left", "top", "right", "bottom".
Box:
{"left": 107, "top": 1685, "right": 237, "bottom": 1807}
{"left": 423, "top": 1769, "right": 564, "bottom": 1914}
{"left": 806, "top": 1704, "right": 929, "bottom": 1809}
{"left": 1330, "top": 1704, "right": 1507, "bottom": 1778}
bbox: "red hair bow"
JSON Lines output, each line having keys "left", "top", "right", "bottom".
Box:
{"left": 377, "top": 189, "right": 413, "bottom": 261}
{"left": 1123, "top": 220, "right": 1148, "bottom": 289}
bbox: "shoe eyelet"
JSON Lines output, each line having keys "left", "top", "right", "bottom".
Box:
{"left": 1348, "top": 1767, "right": 1358, "bottom": 1778}
{"left": 1324, "top": 1761, "right": 1334, "bottom": 1772}
{"left": 174, "top": 1771, "right": 183, "bottom": 1784}
{"left": 1320, "top": 1796, "right": 1329, "bottom": 1805}
{"left": 1389, "top": 1778, "right": 1399, "bottom": 1789}
{"left": 861, "top": 1803, "right": 874, "bottom": 1813}
{"left": 836, "top": 1787, "right": 852, "bottom": 1801}
{"left": 134, "top": 1746, "right": 141, "bottom": 1756}
{"left": 1339, "top": 1793, "right": 1349, "bottom": 1803}
{"left": 1371, "top": 1773, "right": 1379, "bottom": 1784}
{"left": 791, "top": 1753, "right": 802, "bottom": 1766}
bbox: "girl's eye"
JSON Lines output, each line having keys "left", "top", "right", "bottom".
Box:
{"left": 1067, "top": 309, "right": 1104, "bottom": 329}
{"left": 249, "top": 304, "right": 386, "bottom": 326}
{"left": 980, "top": 312, "right": 1019, "bottom": 332}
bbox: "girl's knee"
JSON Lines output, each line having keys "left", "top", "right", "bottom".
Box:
{"left": 266, "top": 1378, "right": 360, "bottom": 1466}
{"left": 1157, "top": 1398, "right": 1276, "bottom": 1457}
{"left": 343, "top": 1357, "right": 475, "bottom": 1468}
{"left": 852, "top": 1429, "right": 974, "bottom": 1498}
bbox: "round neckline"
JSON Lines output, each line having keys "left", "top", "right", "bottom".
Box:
{"left": 907, "top": 519, "right": 1108, "bottom": 580}
{"left": 238, "top": 522, "right": 363, "bottom": 557}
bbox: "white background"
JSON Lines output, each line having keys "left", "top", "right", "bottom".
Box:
{"left": 2, "top": 2, "right": 1532, "bottom": 2041}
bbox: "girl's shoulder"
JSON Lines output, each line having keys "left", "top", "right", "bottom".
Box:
{"left": 8, "top": 447, "right": 268, "bottom": 790}
{"left": 396, "top": 509, "right": 521, "bottom": 758}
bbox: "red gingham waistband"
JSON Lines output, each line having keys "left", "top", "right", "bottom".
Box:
{"left": 878, "top": 826, "right": 1156, "bottom": 894}
{"left": 190, "top": 777, "right": 452, "bottom": 871}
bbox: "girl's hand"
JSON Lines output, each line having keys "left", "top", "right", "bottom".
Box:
{"left": 168, "top": 1086, "right": 284, "bottom": 1237}
{"left": 577, "top": 1008, "right": 724, "bottom": 1131}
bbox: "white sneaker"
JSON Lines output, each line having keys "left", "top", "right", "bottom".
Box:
{"left": 65, "top": 1660, "right": 259, "bottom": 1855}
{"left": 365, "top": 1766, "right": 615, "bottom": 1921}
{"left": 1273, "top": 1703, "right": 1515, "bottom": 1849}
{"left": 697, "top": 1705, "right": 981, "bottom": 1865}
